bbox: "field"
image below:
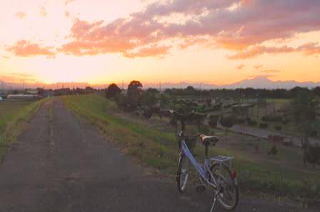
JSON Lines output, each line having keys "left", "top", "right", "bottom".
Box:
{"left": 62, "top": 94, "right": 320, "bottom": 205}
{"left": 0, "top": 99, "right": 43, "bottom": 159}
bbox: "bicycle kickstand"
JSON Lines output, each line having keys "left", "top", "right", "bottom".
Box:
{"left": 210, "top": 189, "right": 220, "bottom": 212}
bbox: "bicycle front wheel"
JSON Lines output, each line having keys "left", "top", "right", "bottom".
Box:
{"left": 211, "top": 163, "right": 239, "bottom": 210}
{"left": 176, "top": 153, "right": 189, "bottom": 192}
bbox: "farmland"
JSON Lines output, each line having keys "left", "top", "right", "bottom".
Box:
{"left": 62, "top": 94, "right": 320, "bottom": 206}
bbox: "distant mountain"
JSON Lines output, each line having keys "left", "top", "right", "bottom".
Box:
{"left": 145, "top": 77, "right": 320, "bottom": 89}
{"left": 1, "top": 77, "right": 319, "bottom": 90}
{"left": 222, "top": 76, "right": 320, "bottom": 89}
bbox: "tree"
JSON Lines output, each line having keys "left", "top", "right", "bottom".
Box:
{"left": 127, "top": 80, "right": 143, "bottom": 110}
{"left": 128, "top": 80, "right": 143, "bottom": 91}
{"left": 185, "top": 86, "right": 196, "bottom": 95}
{"left": 106, "top": 83, "right": 121, "bottom": 99}
{"left": 313, "top": 86, "right": 320, "bottom": 96}
{"left": 85, "top": 86, "right": 95, "bottom": 93}
{"left": 141, "top": 90, "right": 158, "bottom": 107}
{"left": 291, "top": 90, "right": 317, "bottom": 136}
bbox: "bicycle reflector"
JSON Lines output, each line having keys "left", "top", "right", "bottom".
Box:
{"left": 231, "top": 170, "right": 237, "bottom": 179}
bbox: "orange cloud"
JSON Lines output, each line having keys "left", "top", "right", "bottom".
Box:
{"left": 254, "top": 65, "right": 263, "bottom": 70}
{"left": 123, "top": 45, "right": 169, "bottom": 58}
{"left": 7, "top": 0, "right": 320, "bottom": 59}
{"left": 0, "top": 72, "right": 36, "bottom": 83}
{"left": 65, "top": 0, "right": 76, "bottom": 6}
{"left": 15, "top": 11, "right": 27, "bottom": 19}
{"left": 7, "top": 40, "right": 55, "bottom": 57}
{"left": 40, "top": 6, "right": 47, "bottom": 17}
{"left": 229, "top": 43, "right": 320, "bottom": 59}
{"left": 236, "top": 64, "right": 245, "bottom": 70}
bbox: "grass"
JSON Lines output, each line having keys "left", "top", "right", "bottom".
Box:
{"left": 0, "top": 99, "right": 44, "bottom": 159}
{"left": 62, "top": 94, "right": 320, "bottom": 205}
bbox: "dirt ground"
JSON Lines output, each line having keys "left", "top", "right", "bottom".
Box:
{"left": 0, "top": 99, "right": 316, "bottom": 212}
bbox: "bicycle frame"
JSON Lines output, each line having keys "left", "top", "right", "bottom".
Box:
{"left": 180, "top": 139, "right": 217, "bottom": 188}
{"left": 180, "top": 138, "right": 235, "bottom": 188}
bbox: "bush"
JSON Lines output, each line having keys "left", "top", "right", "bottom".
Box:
{"left": 208, "top": 115, "right": 219, "bottom": 128}
{"left": 310, "top": 130, "right": 318, "bottom": 137}
{"left": 247, "top": 119, "right": 258, "bottom": 126}
{"left": 274, "top": 125, "right": 282, "bottom": 131}
{"left": 236, "top": 118, "right": 245, "bottom": 124}
{"left": 262, "top": 115, "right": 283, "bottom": 122}
{"left": 143, "top": 109, "right": 153, "bottom": 119}
{"left": 220, "top": 115, "right": 236, "bottom": 128}
{"left": 268, "top": 145, "right": 278, "bottom": 155}
{"left": 282, "top": 118, "right": 289, "bottom": 124}
{"left": 259, "top": 123, "right": 268, "bottom": 129}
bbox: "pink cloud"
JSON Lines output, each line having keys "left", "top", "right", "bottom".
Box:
{"left": 228, "top": 43, "right": 320, "bottom": 59}
{"left": 8, "top": 0, "right": 320, "bottom": 58}
{"left": 58, "top": 0, "right": 320, "bottom": 57}
{"left": 7, "top": 40, "right": 55, "bottom": 57}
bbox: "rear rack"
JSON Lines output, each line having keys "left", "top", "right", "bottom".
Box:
{"left": 209, "top": 155, "right": 234, "bottom": 168}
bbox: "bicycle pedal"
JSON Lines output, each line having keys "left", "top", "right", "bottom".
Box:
{"left": 195, "top": 185, "right": 206, "bottom": 193}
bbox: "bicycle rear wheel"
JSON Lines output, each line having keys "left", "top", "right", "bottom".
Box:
{"left": 176, "top": 153, "right": 189, "bottom": 192}
{"left": 211, "top": 163, "right": 239, "bottom": 210}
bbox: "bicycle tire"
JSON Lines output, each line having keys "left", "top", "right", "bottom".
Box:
{"left": 210, "top": 163, "right": 239, "bottom": 210}
{"left": 176, "top": 153, "right": 189, "bottom": 192}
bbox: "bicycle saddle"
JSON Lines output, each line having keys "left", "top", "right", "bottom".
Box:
{"left": 199, "top": 134, "right": 219, "bottom": 145}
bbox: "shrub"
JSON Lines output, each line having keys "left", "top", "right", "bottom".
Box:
{"left": 220, "top": 115, "right": 236, "bottom": 128}
{"left": 248, "top": 119, "right": 258, "bottom": 126}
{"left": 262, "top": 115, "right": 283, "bottom": 122}
{"left": 259, "top": 123, "right": 268, "bottom": 129}
{"left": 268, "top": 145, "right": 278, "bottom": 155}
{"left": 274, "top": 125, "right": 282, "bottom": 131}
{"left": 208, "top": 115, "right": 219, "bottom": 128}
{"left": 237, "top": 118, "right": 245, "bottom": 124}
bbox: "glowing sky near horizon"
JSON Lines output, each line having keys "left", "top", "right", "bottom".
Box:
{"left": 1, "top": 0, "right": 320, "bottom": 85}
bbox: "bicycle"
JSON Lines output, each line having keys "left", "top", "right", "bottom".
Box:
{"left": 175, "top": 114, "right": 239, "bottom": 211}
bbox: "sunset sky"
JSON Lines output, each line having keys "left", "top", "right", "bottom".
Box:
{"left": 1, "top": 0, "right": 320, "bottom": 86}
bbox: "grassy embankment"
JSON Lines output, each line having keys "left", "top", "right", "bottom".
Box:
{"left": 0, "top": 99, "right": 44, "bottom": 159}
{"left": 62, "top": 94, "right": 320, "bottom": 204}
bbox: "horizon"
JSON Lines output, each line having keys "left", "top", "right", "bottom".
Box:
{"left": 1, "top": 0, "right": 320, "bottom": 85}
{"left": 1, "top": 76, "right": 320, "bottom": 90}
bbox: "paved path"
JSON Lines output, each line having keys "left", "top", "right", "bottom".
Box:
{"left": 0, "top": 100, "right": 313, "bottom": 212}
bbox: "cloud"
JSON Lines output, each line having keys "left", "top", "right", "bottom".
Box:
{"left": 123, "top": 45, "right": 170, "bottom": 58}
{"left": 228, "top": 43, "right": 320, "bottom": 59}
{"left": 15, "top": 11, "right": 27, "bottom": 19}
{"left": 65, "top": 0, "right": 76, "bottom": 6}
{"left": 59, "top": 20, "right": 162, "bottom": 57}
{"left": 236, "top": 64, "right": 245, "bottom": 70}
{"left": 8, "top": 0, "right": 320, "bottom": 58}
{"left": 261, "top": 69, "right": 280, "bottom": 73}
{"left": 40, "top": 6, "right": 47, "bottom": 17}
{"left": 7, "top": 40, "right": 55, "bottom": 57}
{"left": 57, "top": 0, "right": 320, "bottom": 58}
{"left": 254, "top": 64, "right": 262, "bottom": 70}
{"left": 0, "top": 72, "right": 36, "bottom": 83}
